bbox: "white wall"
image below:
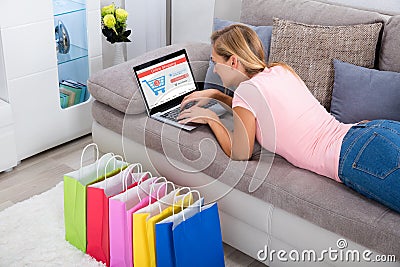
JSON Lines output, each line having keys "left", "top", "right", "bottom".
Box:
{"left": 170, "top": 0, "right": 241, "bottom": 45}
{"left": 170, "top": 0, "right": 215, "bottom": 44}
{"left": 125, "top": 0, "right": 167, "bottom": 60}
{"left": 214, "top": 0, "right": 242, "bottom": 21}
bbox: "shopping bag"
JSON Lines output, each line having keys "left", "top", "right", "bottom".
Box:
{"left": 173, "top": 202, "right": 225, "bottom": 267}
{"left": 87, "top": 159, "right": 142, "bottom": 266}
{"left": 133, "top": 181, "right": 179, "bottom": 267}
{"left": 146, "top": 188, "right": 195, "bottom": 267}
{"left": 155, "top": 196, "right": 204, "bottom": 267}
{"left": 122, "top": 180, "right": 167, "bottom": 266}
{"left": 64, "top": 144, "right": 128, "bottom": 252}
{"left": 109, "top": 176, "right": 165, "bottom": 267}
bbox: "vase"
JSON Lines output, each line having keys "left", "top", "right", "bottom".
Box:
{"left": 55, "top": 20, "right": 70, "bottom": 54}
{"left": 113, "top": 42, "right": 126, "bottom": 66}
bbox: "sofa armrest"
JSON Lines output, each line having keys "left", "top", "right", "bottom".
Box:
{"left": 88, "top": 42, "right": 211, "bottom": 115}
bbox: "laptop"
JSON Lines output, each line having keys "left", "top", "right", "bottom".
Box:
{"left": 133, "top": 49, "right": 226, "bottom": 131}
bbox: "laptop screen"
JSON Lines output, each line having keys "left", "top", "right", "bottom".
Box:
{"left": 134, "top": 49, "right": 197, "bottom": 113}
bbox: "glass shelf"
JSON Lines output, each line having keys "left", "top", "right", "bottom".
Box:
{"left": 53, "top": 0, "right": 89, "bottom": 109}
{"left": 53, "top": 0, "right": 85, "bottom": 17}
{"left": 57, "top": 44, "right": 88, "bottom": 65}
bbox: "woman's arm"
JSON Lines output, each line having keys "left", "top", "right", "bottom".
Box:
{"left": 178, "top": 106, "right": 256, "bottom": 160}
{"left": 210, "top": 106, "right": 255, "bottom": 160}
{"left": 213, "top": 89, "right": 233, "bottom": 107}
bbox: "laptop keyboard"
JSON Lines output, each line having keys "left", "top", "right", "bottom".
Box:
{"left": 201, "top": 99, "right": 217, "bottom": 108}
{"left": 159, "top": 100, "right": 218, "bottom": 122}
{"left": 160, "top": 107, "right": 181, "bottom": 121}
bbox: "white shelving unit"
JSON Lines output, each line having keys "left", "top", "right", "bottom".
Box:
{"left": 0, "top": 0, "right": 102, "bottom": 167}
{"left": 0, "top": 100, "right": 17, "bottom": 172}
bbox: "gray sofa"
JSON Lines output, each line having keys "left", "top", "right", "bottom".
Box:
{"left": 88, "top": 0, "right": 400, "bottom": 265}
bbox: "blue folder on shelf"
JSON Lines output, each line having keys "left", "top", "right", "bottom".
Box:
{"left": 60, "top": 80, "right": 88, "bottom": 105}
{"left": 60, "top": 92, "right": 69, "bottom": 109}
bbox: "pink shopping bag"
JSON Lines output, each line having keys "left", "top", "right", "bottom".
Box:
{"left": 87, "top": 158, "right": 141, "bottom": 266}
{"left": 109, "top": 176, "right": 167, "bottom": 267}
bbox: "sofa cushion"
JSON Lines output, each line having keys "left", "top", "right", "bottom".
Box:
{"left": 268, "top": 18, "right": 382, "bottom": 110}
{"left": 316, "top": 0, "right": 400, "bottom": 16}
{"left": 379, "top": 15, "right": 400, "bottom": 72}
{"left": 204, "top": 18, "right": 273, "bottom": 95}
{"left": 92, "top": 100, "right": 400, "bottom": 258}
{"left": 240, "top": 0, "right": 386, "bottom": 26}
{"left": 88, "top": 43, "right": 211, "bottom": 115}
{"left": 331, "top": 60, "right": 400, "bottom": 123}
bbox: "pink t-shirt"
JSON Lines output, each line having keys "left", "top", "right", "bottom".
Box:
{"left": 232, "top": 66, "right": 354, "bottom": 182}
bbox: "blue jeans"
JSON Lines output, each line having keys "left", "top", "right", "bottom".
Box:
{"left": 338, "top": 120, "right": 400, "bottom": 213}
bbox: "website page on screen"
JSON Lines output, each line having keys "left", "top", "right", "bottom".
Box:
{"left": 137, "top": 54, "right": 196, "bottom": 110}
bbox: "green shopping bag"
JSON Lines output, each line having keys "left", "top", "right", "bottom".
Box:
{"left": 63, "top": 143, "right": 128, "bottom": 252}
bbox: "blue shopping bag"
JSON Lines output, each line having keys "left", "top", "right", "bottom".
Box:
{"left": 155, "top": 220, "right": 174, "bottom": 267}
{"left": 172, "top": 202, "right": 225, "bottom": 267}
{"left": 155, "top": 197, "right": 204, "bottom": 267}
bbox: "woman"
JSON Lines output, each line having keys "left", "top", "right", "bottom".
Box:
{"left": 177, "top": 24, "right": 400, "bottom": 213}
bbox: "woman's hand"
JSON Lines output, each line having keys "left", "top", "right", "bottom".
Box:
{"left": 357, "top": 120, "right": 370, "bottom": 124}
{"left": 177, "top": 106, "right": 218, "bottom": 125}
{"left": 180, "top": 89, "right": 220, "bottom": 109}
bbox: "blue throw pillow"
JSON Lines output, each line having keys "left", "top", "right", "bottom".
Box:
{"left": 204, "top": 18, "right": 273, "bottom": 94}
{"left": 331, "top": 59, "right": 400, "bottom": 123}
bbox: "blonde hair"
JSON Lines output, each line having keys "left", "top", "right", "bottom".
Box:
{"left": 211, "top": 24, "right": 298, "bottom": 77}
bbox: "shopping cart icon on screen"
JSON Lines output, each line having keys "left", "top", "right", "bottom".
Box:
{"left": 143, "top": 76, "right": 166, "bottom": 96}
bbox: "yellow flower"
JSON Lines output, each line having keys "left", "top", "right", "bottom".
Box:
{"left": 103, "top": 14, "right": 116, "bottom": 29}
{"left": 101, "top": 4, "right": 115, "bottom": 17}
{"left": 115, "top": 8, "right": 128, "bottom": 23}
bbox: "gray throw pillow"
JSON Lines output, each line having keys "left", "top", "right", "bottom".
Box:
{"left": 204, "top": 18, "right": 273, "bottom": 94}
{"left": 269, "top": 18, "right": 382, "bottom": 111}
{"left": 331, "top": 59, "right": 400, "bottom": 124}
{"left": 379, "top": 15, "right": 400, "bottom": 73}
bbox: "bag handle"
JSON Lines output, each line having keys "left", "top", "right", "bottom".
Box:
{"left": 104, "top": 155, "right": 124, "bottom": 189}
{"left": 80, "top": 143, "right": 99, "bottom": 169}
{"left": 155, "top": 181, "right": 176, "bottom": 213}
{"left": 122, "top": 163, "right": 143, "bottom": 191}
{"left": 181, "top": 190, "right": 201, "bottom": 221}
{"left": 171, "top": 187, "right": 191, "bottom": 218}
{"left": 156, "top": 181, "right": 175, "bottom": 200}
{"left": 79, "top": 143, "right": 99, "bottom": 179}
{"left": 129, "top": 171, "right": 153, "bottom": 202}
{"left": 95, "top": 152, "right": 115, "bottom": 180}
{"left": 149, "top": 177, "right": 168, "bottom": 205}
{"left": 138, "top": 171, "right": 152, "bottom": 185}
{"left": 172, "top": 187, "right": 191, "bottom": 207}
{"left": 120, "top": 163, "right": 141, "bottom": 202}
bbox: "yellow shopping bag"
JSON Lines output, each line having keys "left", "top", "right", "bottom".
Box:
{"left": 133, "top": 180, "right": 178, "bottom": 267}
